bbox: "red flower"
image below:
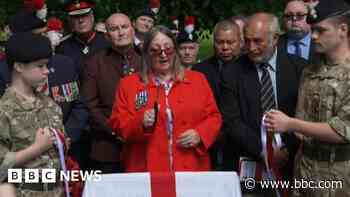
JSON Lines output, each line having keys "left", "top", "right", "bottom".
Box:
{"left": 23, "top": 0, "right": 45, "bottom": 10}
{"left": 47, "top": 17, "right": 63, "bottom": 32}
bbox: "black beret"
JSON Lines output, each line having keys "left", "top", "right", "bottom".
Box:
{"left": 307, "top": 0, "right": 350, "bottom": 24}
{"left": 64, "top": 0, "right": 95, "bottom": 16}
{"left": 6, "top": 32, "right": 52, "bottom": 65}
{"left": 135, "top": 8, "right": 156, "bottom": 21}
{"left": 176, "top": 30, "right": 198, "bottom": 45}
{"left": 9, "top": 9, "right": 46, "bottom": 33}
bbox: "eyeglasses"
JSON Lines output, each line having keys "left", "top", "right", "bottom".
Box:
{"left": 284, "top": 13, "right": 308, "bottom": 21}
{"left": 149, "top": 47, "right": 175, "bottom": 56}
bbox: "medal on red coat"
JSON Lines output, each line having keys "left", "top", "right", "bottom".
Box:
{"left": 135, "top": 90, "right": 148, "bottom": 110}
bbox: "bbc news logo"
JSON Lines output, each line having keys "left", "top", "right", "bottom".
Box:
{"left": 8, "top": 169, "right": 102, "bottom": 183}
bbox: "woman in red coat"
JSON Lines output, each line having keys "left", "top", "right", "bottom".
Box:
{"left": 108, "top": 26, "right": 221, "bottom": 172}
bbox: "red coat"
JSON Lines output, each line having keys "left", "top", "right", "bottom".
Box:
{"left": 108, "top": 70, "right": 222, "bottom": 172}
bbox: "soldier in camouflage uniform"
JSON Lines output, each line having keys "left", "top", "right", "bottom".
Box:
{"left": 264, "top": 0, "right": 350, "bottom": 197}
{"left": 0, "top": 33, "right": 65, "bottom": 197}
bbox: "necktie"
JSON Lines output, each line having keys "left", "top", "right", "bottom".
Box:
{"left": 293, "top": 41, "right": 302, "bottom": 58}
{"left": 260, "top": 63, "right": 276, "bottom": 112}
{"left": 260, "top": 63, "right": 276, "bottom": 171}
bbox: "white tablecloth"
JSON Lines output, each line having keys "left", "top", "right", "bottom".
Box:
{"left": 82, "top": 171, "right": 242, "bottom": 197}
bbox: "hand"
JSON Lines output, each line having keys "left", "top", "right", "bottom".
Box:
{"left": 264, "top": 110, "right": 292, "bottom": 133}
{"left": 33, "top": 128, "right": 54, "bottom": 153}
{"left": 143, "top": 108, "right": 156, "bottom": 128}
{"left": 176, "top": 129, "right": 201, "bottom": 148}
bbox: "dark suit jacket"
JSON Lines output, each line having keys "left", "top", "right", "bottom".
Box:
{"left": 81, "top": 47, "right": 141, "bottom": 162}
{"left": 278, "top": 33, "right": 320, "bottom": 64}
{"left": 193, "top": 56, "right": 237, "bottom": 105}
{"left": 221, "top": 48, "right": 307, "bottom": 179}
{"left": 56, "top": 32, "right": 111, "bottom": 74}
{"left": 192, "top": 56, "right": 238, "bottom": 170}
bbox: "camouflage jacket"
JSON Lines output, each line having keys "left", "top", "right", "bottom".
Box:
{"left": 296, "top": 58, "right": 350, "bottom": 149}
{"left": 0, "top": 88, "right": 64, "bottom": 182}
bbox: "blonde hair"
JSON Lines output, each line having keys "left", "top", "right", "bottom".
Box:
{"left": 140, "top": 25, "right": 184, "bottom": 84}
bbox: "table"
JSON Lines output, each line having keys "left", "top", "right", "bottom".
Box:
{"left": 82, "top": 171, "right": 242, "bottom": 197}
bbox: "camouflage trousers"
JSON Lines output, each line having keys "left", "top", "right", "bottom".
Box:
{"left": 292, "top": 155, "right": 350, "bottom": 197}
{"left": 16, "top": 185, "right": 64, "bottom": 197}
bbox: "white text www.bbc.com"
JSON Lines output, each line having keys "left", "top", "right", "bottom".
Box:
{"left": 244, "top": 178, "right": 343, "bottom": 190}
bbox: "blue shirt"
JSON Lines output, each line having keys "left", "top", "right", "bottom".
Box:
{"left": 287, "top": 33, "right": 311, "bottom": 60}
{"left": 255, "top": 49, "right": 278, "bottom": 108}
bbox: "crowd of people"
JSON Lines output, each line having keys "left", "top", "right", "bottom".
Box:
{"left": 1, "top": 0, "right": 350, "bottom": 197}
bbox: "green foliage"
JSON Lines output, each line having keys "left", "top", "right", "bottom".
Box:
{"left": 1, "top": 0, "right": 286, "bottom": 28}
{"left": 198, "top": 30, "right": 214, "bottom": 61}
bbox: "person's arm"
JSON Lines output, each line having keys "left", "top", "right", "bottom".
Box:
{"left": 290, "top": 118, "right": 344, "bottom": 143}
{"left": 265, "top": 110, "right": 345, "bottom": 143}
{"left": 63, "top": 90, "right": 89, "bottom": 142}
{"left": 190, "top": 74, "right": 222, "bottom": 153}
{"left": 1, "top": 115, "right": 53, "bottom": 182}
{"left": 0, "top": 183, "right": 16, "bottom": 197}
{"left": 14, "top": 129, "right": 53, "bottom": 166}
{"left": 81, "top": 59, "right": 114, "bottom": 136}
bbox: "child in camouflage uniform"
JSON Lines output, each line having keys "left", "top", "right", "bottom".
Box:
{"left": 0, "top": 32, "right": 65, "bottom": 197}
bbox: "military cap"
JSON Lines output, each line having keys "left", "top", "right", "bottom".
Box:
{"left": 176, "top": 30, "right": 198, "bottom": 45}
{"left": 6, "top": 32, "right": 52, "bottom": 66}
{"left": 135, "top": 8, "right": 156, "bottom": 21}
{"left": 9, "top": 9, "right": 46, "bottom": 33}
{"left": 64, "top": 0, "right": 95, "bottom": 16}
{"left": 307, "top": 0, "right": 350, "bottom": 24}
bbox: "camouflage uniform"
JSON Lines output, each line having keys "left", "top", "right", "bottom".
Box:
{"left": 293, "top": 59, "right": 350, "bottom": 197}
{"left": 0, "top": 88, "right": 64, "bottom": 197}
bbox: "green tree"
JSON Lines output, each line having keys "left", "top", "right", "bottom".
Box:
{"left": 1, "top": 0, "right": 286, "bottom": 28}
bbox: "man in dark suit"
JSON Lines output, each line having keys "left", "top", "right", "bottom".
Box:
{"left": 81, "top": 13, "right": 141, "bottom": 173}
{"left": 56, "top": 0, "right": 110, "bottom": 72}
{"left": 193, "top": 20, "right": 241, "bottom": 170}
{"left": 193, "top": 20, "right": 241, "bottom": 104}
{"left": 221, "top": 13, "right": 307, "bottom": 196}
{"left": 279, "top": 0, "right": 319, "bottom": 63}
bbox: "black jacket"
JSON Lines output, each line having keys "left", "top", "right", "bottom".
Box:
{"left": 220, "top": 49, "right": 307, "bottom": 179}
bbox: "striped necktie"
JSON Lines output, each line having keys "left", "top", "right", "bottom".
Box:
{"left": 260, "top": 63, "right": 276, "bottom": 112}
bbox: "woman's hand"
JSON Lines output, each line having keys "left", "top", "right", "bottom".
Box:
{"left": 143, "top": 108, "right": 156, "bottom": 128}
{"left": 176, "top": 129, "right": 201, "bottom": 148}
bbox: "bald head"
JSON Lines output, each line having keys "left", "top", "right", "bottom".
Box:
{"left": 105, "top": 13, "right": 134, "bottom": 49}
{"left": 106, "top": 13, "right": 131, "bottom": 27}
{"left": 247, "top": 12, "right": 281, "bottom": 35}
{"left": 245, "top": 12, "right": 279, "bottom": 63}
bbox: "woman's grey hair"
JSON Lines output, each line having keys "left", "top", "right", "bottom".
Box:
{"left": 140, "top": 25, "right": 184, "bottom": 84}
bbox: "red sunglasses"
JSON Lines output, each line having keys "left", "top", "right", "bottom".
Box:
{"left": 150, "top": 47, "right": 175, "bottom": 56}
